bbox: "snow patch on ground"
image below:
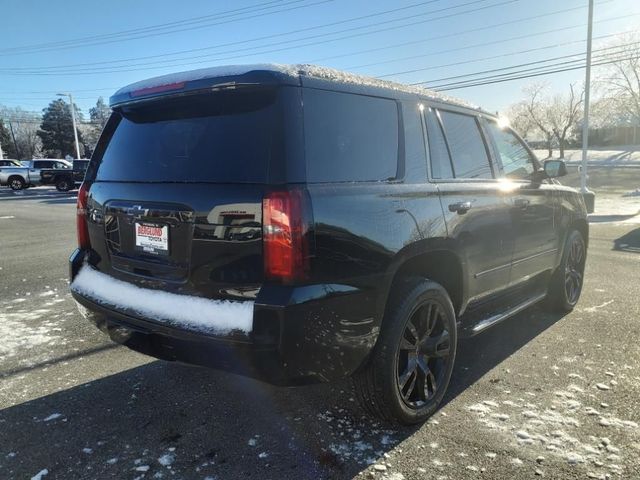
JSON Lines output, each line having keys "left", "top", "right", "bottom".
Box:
{"left": 30, "top": 469, "right": 48, "bottom": 480}
{"left": 466, "top": 378, "right": 639, "bottom": 478}
{"left": 158, "top": 453, "right": 175, "bottom": 467}
{"left": 316, "top": 408, "right": 398, "bottom": 466}
{"left": 0, "top": 304, "right": 62, "bottom": 362}
{"left": 533, "top": 148, "right": 640, "bottom": 165}
{"left": 42, "top": 413, "right": 63, "bottom": 422}
{"left": 70, "top": 265, "right": 253, "bottom": 334}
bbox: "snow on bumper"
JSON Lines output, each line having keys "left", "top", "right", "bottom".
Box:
{"left": 70, "top": 266, "right": 253, "bottom": 334}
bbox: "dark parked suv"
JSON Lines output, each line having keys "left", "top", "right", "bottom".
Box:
{"left": 69, "top": 64, "right": 588, "bottom": 424}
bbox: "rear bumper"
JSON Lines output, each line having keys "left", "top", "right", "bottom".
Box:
{"left": 69, "top": 249, "right": 380, "bottom": 385}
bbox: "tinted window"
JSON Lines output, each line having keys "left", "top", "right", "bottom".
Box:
{"left": 439, "top": 111, "right": 492, "bottom": 179}
{"left": 34, "top": 161, "right": 53, "bottom": 169}
{"left": 424, "top": 109, "right": 454, "bottom": 179}
{"left": 95, "top": 88, "right": 281, "bottom": 183}
{"left": 303, "top": 89, "right": 398, "bottom": 182}
{"left": 486, "top": 121, "right": 536, "bottom": 179}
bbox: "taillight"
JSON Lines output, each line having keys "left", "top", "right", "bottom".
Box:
{"left": 263, "top": 189, "right": 311, "bottom": 283}
{"left": 77, "top": 182, "right": 90, "bottom": 249}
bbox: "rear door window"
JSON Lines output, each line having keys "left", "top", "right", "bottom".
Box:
{"left": 438, "top": 110, "right": 493, "bottom": 179}
{"left": 94, "top": 88, "right": 282, "bottom": 183}
{"left": 303, "top": 89, "right": 398, "bottom": 182}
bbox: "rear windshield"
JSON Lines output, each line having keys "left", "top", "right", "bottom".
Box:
{"left": 94, "top": 88, "right": 282, "bottom": 183}
{"left": 303, "top": 89, "right": 399, "bottom": 183}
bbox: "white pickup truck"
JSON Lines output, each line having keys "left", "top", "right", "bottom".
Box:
{"left": 0, "top": 159, "right": 72, "bottom": 190}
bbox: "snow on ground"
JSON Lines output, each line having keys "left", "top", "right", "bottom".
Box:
{"left": 0, "top": 303, "right": 63, "bottom": 363}
{"left": 588, "top": 192, "right": 640, "bottom": 225}
{"left": 533, "top": 148, "right": 640, "bottom": 165}
{"left": 70, "top": 266, "right": 253, "bottom": 334}
{"left": 30, "top": 469, "right": 48, "bottom": 480}
{"left": 465, "top": 370, "right": 639, "bottom": 479}
{"left": 315, "top": 407, "right": 400, "bottom": 466}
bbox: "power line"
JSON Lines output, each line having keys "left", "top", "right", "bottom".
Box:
{"left": 409, "top": 42, "right": 640, "bottom": 87}
{"left": 346, "top": 17, "right": 637, "bottom": 72}
{"left": 0, "top": 0, "right": 517, "bottom": 75}
{"left": 307, "top": 1, "right": 614, "bottom": 64}
{"left": 0, "top": 0, "right": 332, "bottom": 56}
{"left": 430, "top": 53, "right": 636, "bottom": 91}
{"left": 433, "top": 56, "right": 634, "bottom": 91}
{"left": 0, "top": 0, "right": 441, "bottom": 61}
{"left": 380, "top": 39, "right": 640, "bottom": 80}
{"left": 0, "top": 0, "right": 289, "bottom": 54}
{"left": 0, "top": 88, "right": 117, "bottom": 95}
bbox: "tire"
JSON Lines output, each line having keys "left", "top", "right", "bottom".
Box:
{"left": 8, "top": 176, "right": 25, "bottom": 191}
{"left": 353, "top": 278, "right": 457, "bottom": 425}
{"left": 55, "top": 177, "right": 72, "bottom": 192}
{"left": 546, "top": 229, "right": 587, "bottom": 312}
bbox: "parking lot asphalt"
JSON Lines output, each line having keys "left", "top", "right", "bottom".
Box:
{"left": 0, "top": 187, "right": 639, "bottom": 480}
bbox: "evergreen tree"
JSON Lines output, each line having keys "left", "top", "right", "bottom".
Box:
{"left": 89, "top": 97, "right": 111, "bottom": 129}
{"left": 37, "top": 99, "right": 84, "bottom": 158}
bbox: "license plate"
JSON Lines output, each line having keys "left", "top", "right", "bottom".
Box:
{"left": 135, "top": 223, "right": 169, "bottom": 255}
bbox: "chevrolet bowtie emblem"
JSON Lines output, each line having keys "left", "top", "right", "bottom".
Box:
{"left": 126, "top": 205, "right": 149, "bottom": 217}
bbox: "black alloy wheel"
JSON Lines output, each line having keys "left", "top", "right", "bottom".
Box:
{"left": 564, "top": 233, "right": 585, "bottom": 306}
{"left": 546, "top": 229, "right": 587, "bottom": 312}
{"left": 396, "top": 300, "right": 451, "bottom": 408}
{"left": 353, "top": 279, "right": 457, "bottom": 424}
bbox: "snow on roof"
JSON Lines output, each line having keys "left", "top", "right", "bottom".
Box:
{"left": 296, "top": 64, "right": 477, "bottom": 108}
{"left": 112, "top": 63, "right": 296, "bottom": 97}
{"left": 113, "top": 63, "right": 476, "bottom": 109}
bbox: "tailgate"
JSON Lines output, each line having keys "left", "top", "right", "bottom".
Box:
{"left": 86, "top": 182, "right": 264, "bottom": 301}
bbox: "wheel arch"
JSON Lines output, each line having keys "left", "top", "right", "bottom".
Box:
{"left": 383, "top": 243, "right": 467, "bottom": 320}
{"left": 570, "top": 217, "right": 589, "bottom": 248}
{"left": 7, "top": 174, "right": 26, "bottom": 185}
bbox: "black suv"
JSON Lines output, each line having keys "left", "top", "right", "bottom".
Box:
{"left": 40, "top": 159, "right": 90, "bottom": 191}
{"left": 69, "top": 65, "right": 588, "bottom": 424}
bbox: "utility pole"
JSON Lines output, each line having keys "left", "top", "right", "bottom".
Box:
{"left": 57, "top": 92, "right": 81, "bottom": 159}
{"left": 9, "top": 121, "right": 20, "bottom": 160}
{"left": 580, "top": 0, "right": 596, "bottom": 213}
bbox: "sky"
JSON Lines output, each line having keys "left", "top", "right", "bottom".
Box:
{"left": 1, "top": 0, "right": 639, "bottom": 118}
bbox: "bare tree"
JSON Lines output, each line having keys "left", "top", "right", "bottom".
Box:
{"left": 523, "top": 83, "right": 556, "bottom": 158}
{"left": 546, "top": 83, "right": 584, "bottom": 158}
{"left": 508, "top": 83, "right": 584, "bottom": 158}
{"left": 0, "top": 106, "right": 42, "bottom": 160}
{"left": 595, "top": 32, "right": 640, "bottom": 125}
{"left": 504, "top": 101, "right": 536, "bottom": 140}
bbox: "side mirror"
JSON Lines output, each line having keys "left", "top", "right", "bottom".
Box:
{"left": 544, "top": 159, "right": 567, "bottom": 178}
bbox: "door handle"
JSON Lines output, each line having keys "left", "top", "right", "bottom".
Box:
{"left": 514, "top": 198, "right": 530, "bottom": 209}
{"left": 448, "top": 201, "right": 472, "bottom": 214}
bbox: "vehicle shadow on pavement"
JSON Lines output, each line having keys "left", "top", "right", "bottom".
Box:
{"left": 0, "top": 308, "right": 564, "bottom": 480}
{"left": 445, "top": 306, "right": 566, "bottom": 403}
{"left": 613, "top": 227, "right": 640, "bottom": 253}
{"left": 0, "top": 193, "right": 77, "bottom": 203}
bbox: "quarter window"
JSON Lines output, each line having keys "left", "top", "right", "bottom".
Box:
{"left": 424, "top": 108, "right": 454, "bottom": 179}
{"left": 303, "top": 89, "right": 399, "bottom": 183}
{"left": 486, "top": 121, "right": 536, "bottom": 179}
{"left": 439, "top": 110, "right": 493, "bottom": 179}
